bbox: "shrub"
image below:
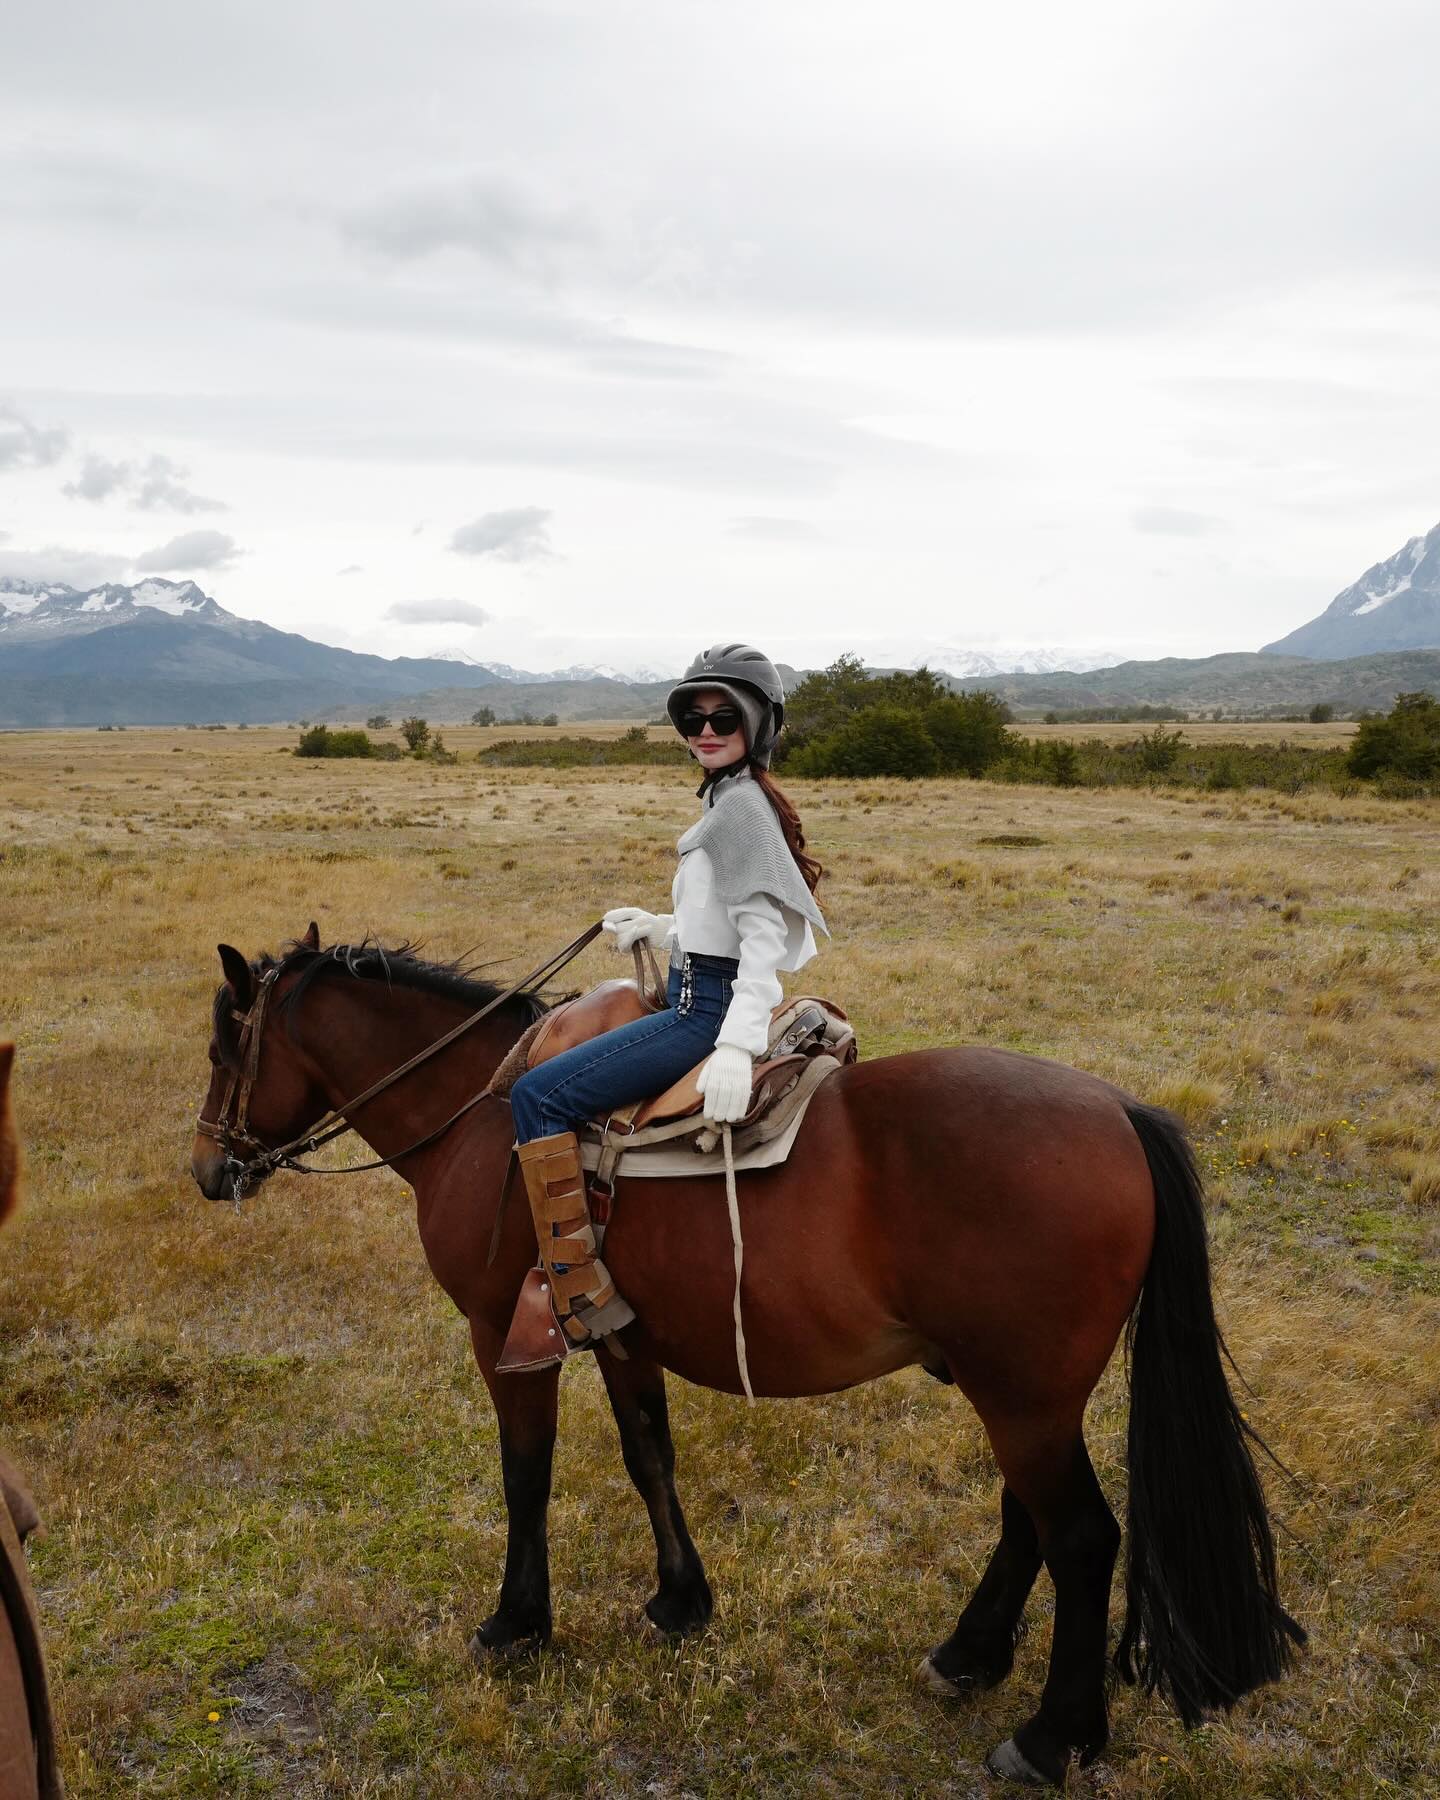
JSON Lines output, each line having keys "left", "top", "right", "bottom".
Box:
{"left": 782, "top": 655, "right": 956, "bottom": 758}
{"left": 790, "top": 704, "right": 939, "bottom": 778}
{"left": 477, "top": 736, "right": 690, "bottom": 770}
{"left": 1346, "top": 691, "right": 1440, "bottom": 782}
{"left": 295, "top": 726, "right": 375, "bottom": 758}
{"left": 470, "top": 706, "right": 496, "bottom": 727}
{"left": 922, "top": 693, "right": 1014, "bottom": 775}
{"left": 1044, "top": 739, "right": 1082, "bottom": 786}
{"left": 366, "top": 713, "right": 392, "bottom": 730}
{"left": 400, "top": 717, "right": 431, "bottom": 754}
{"left": 1308, "top": 702, "right": 1335, "bottom": 724}
{"left": 1134, "top": 724, "right": 1186, "bottom": 774}
{"left": 1205, "top": 754, "right": 1242, "bottom": 791}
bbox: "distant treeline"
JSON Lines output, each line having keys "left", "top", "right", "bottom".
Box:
{"left": 295, "top": 667, "right": 1440, "bottom": 796}
{"left": 1035, "top": 705, "right": 1187, "bottom": 724}
{"left": 1032, "top": 703, "right": 1341, "bottom": 725}
{"left": 477, "top": 728, "right": 690, "bottom": 770}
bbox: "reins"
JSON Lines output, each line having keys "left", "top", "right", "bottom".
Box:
{"left": 197, "top": 923, "right": 604, "bottom": 1198}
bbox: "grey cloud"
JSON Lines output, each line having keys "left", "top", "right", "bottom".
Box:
{"left": 450, "top": 508, "right": 555, "bottom": 562}
{"left": 63, "top": 453, "right": 131, "bottom": 502}
{"left": 267, "top": 276, "right": 728, "bottom": 381}
{"left": 727, "top": 515, "right": 824, "bottom": 543}
{"left": 337, "top": 562, "right": 363, "bottom": 575}
{"left": 1132, "top": 506, "right": 1222, "bottom": 538}
{"left": 0, "top": 544, "right": 128, "bottom": 586}
{"left": 62, "top": 449, "right": 224, "bottom": 511}
{"left": 133, "top": 528, "right": 240, "bottom": 572}
{"left": 341, "top": 175, "right": 588, "bottom": 272}
{"left": 131, "top": 454, "right": 225, "bottom": 513}
{"left": 0, "top": 405, "right": 68, "bottom": 471}
{"left": 9, "top": 378, "right": 951, "bottom": 500}
{"left": 384, "top": 597, "right": 493, "bottom": 625}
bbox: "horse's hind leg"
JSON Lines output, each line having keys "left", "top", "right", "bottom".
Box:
{"left": 982, "top": 1419, "right": 1120, "bottom": 1787}
{"left": 923, "top": 1484, "right": 1041, "bottom": 1695}
{"left": 597, "top": 1350, "right": 713, "bottom": 1637}
{"left": 470, "top": 1321, "right": 559, "bottom": 1658}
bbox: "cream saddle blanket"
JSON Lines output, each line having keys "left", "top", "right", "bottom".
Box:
{"left": 579, "top": 1052, "right": 842, "bottom": 1179}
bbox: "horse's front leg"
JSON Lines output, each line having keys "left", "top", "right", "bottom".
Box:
{"left": 597, "top": 1349, "right": 713, "bottom": 1638}
{"left": 470, "top": 1318, "right": 558, "bottom": 1657}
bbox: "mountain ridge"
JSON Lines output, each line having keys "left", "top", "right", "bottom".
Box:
{"left": 3, "top": 575, "right": 1439, "bottom": 727}
{"left": 1262, "top": 522, "right": 1440, "bottom": 658}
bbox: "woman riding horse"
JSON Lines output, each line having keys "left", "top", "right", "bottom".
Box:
{"left": 505, "top": 643, "right": 827, "bottom": 1364}
{"left": 191, "top": 684, "right": 1305, "bottom": 1784}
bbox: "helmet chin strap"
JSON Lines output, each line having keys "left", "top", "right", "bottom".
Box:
{"left": 695, "top": 760, "right": 750, "bottom": 800}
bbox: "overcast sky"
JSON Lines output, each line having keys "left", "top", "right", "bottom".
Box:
{"left": 4, "top": 0, "right": 1439, "bottom": 670}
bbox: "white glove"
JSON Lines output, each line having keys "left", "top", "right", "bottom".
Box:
{"left": 602, "top": 907, "right": 673, "bottom": 953}
{"left": 696, "top": 1044, "right": 754, "bottom": 1125}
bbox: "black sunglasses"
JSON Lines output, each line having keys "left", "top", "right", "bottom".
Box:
{"left": 679, "top": 706, "right": 744, "bottom": 738}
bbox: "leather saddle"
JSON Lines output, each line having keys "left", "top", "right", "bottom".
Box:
{"left": 490, "top": 943, "right": 856, "bottom": 1131}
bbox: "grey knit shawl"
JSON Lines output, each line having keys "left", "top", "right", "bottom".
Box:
{"left": 678, "top": 769, "right": 829, "bottom": 936}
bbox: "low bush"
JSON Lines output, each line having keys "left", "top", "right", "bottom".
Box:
{"left": 789, "top": 704, "right": 939, "bottom": 777}
{"left": 295, "top": 726, "right": 375, "bottom": 758}
{"left": 993, "top": 735, "right": 1350, "bottom": 794}
{"left": 1347, "top": 691, "right": 1440, "bottom": 783}
{"left": 787, "top": 692, "right": 1013, "bottom": 778}
{"left": 477, "top": 736, "right": 691, "bottom": 769}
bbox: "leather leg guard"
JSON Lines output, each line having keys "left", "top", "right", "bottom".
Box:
{"left": 497, "top": 1131, "right": 635, "bottom": 1372}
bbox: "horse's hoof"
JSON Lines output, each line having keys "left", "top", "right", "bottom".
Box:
{"left": 468, "top": 1622, "right": 548, "bottom": 1668}
{"left": 643, "top": 1587, "right": 713, "bottom": 1640}
{"left": 918, "top": 1653, "right": 967, "bottom": 1697}
{"left": 984, "top": 1738, "right": 1053, "bottom": 1787}
{"left": 920, "top": 1649, "right": 1011, "bottom": 1699}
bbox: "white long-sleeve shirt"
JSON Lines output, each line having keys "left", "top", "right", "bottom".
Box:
{"left": 662, "top": 843, "right": 819, "bottom": 1056}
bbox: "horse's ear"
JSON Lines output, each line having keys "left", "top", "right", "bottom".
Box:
{"left": 300, "top": 921, "right": 320, "bottom": 951}
{"left": 217, "top": 944, "right": 253, "bottom": 1008}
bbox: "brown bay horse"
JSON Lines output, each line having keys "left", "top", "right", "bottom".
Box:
{"left": 189, "top": 933, "right": 1303, "bottom": 1787}
{"left": 1, "top": 1043, "right": 64, "bottom": 1800}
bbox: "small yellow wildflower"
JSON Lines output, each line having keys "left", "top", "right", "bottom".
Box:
{"left": 207, "top": 1711, "right": 221, "bottom": 1723}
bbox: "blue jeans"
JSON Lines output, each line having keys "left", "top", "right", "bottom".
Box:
{"left": 509, "top": 954, "right": 739, "bottom": 1143}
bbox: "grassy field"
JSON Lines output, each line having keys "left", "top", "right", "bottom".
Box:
{"left": 0, "top": 727, "right": 1437, "bottom": 1797}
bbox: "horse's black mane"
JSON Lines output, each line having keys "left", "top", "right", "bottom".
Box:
{"left": 212, "top": 936, "right": 552, "bottom": 1068}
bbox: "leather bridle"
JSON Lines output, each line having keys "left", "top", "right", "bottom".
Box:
{"left": 195, "top": 923, "right": 603, "bottom": 1199}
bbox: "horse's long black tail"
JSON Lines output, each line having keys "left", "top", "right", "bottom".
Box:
{"left": 1116, "top": 1101, "right": 1305, "bottom": 1727}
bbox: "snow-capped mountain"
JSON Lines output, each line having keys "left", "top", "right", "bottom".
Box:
{"left": 478, "top": 658, "right": 675, "bottom": 684}
{"left": 0, "top": 577, "right": 523, "bottom": 724}
{"left": 430, "top": 645, "right": 488, "bottom": 667}
{"left": 892, "top": 642, "right": 1135, "bottom": 678}
{"left": 0, "top": 576, "right": 223, "bottom": 639}
{"left": 1263, "top": 522, "right": 1440, "bottom": 658}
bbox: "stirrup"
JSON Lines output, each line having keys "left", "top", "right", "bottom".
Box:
{"left": 496, "top": 1267, "right": 635, "bottom": 1373}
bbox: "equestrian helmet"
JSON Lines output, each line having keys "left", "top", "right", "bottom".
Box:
{"left": 666, "top": 643, "right": 785, "bottom": 767}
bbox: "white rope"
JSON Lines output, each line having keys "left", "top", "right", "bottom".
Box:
{"left": 721, "top": 1124, "right": 755, "bottom": 1404}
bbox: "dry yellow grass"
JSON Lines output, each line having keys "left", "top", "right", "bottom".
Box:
{"left": 1, "top": 727, "right": 1437, "bottom": 1796}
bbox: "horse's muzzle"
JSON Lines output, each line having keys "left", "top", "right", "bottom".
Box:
{"left": 189, "top": 1136, "right": 259, "bottom": 1203}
